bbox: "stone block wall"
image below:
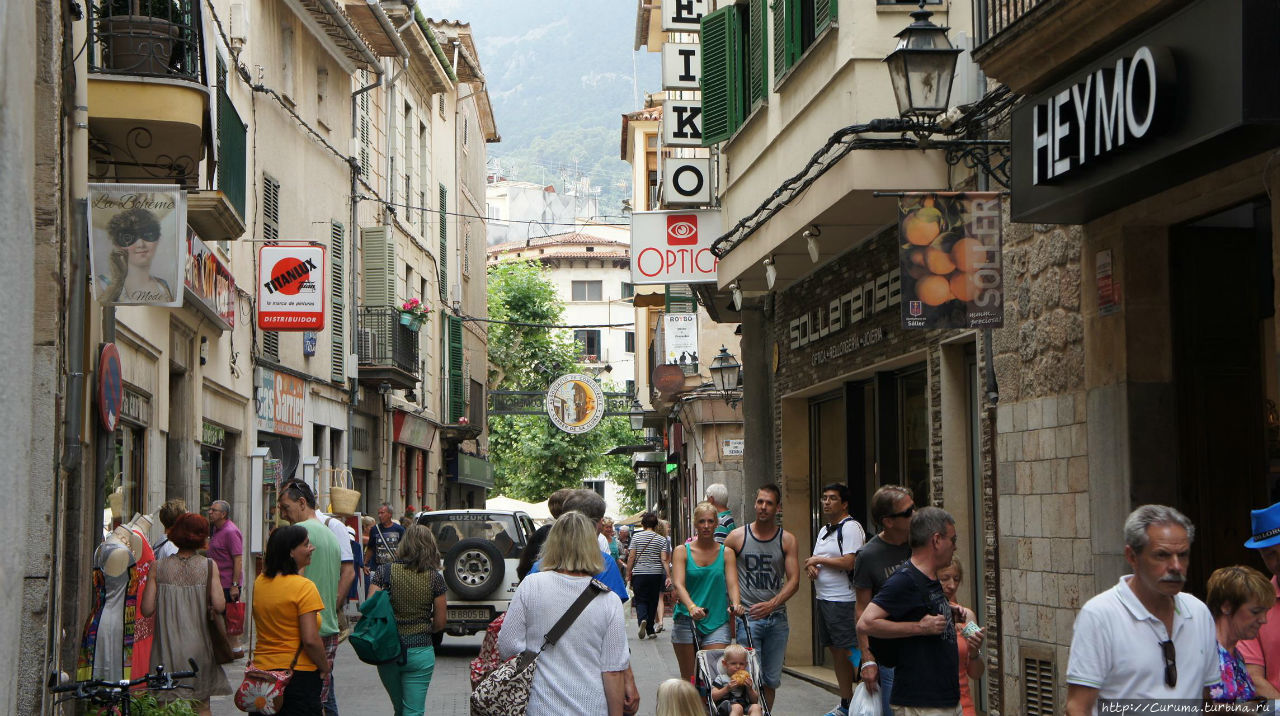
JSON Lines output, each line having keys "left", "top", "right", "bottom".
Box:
{"left": 990, "top": 207, "right": 1090, "bottom": 714}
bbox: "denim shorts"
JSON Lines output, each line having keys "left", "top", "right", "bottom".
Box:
{"left": 743, "top": 610, "right": 789, "bottom": 688}
{"left": 671, "top": 613, "right": 732, "bottom": 646}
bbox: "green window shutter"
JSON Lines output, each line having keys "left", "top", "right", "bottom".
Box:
{"left": 815, "top": 0, "right": 836, "bottom": 36}
{"left": 216, "top": 56, "right": 247, "bottom": 219}
{"left": 699, "top": 5, "right": 744, "bottom": 146}
{"left": 748, "top": 0, "right": 768, "bottom": 105}
{"left": 360, "top": 226, "right": 397, "bottom": 306}
{"left": 785, "top": 0, "right": 803, "bottom": 68}
{"left": 447, "top": 315, "right": 465, "bottom": 423}
{"left": 329, "top": 221, "right": 345, "bottom": 383}
{"left": 772, "top": 0, "right": 787, "bottom": 81}
{"left": 438, "top": 183, "right": 448, "bottom": 303}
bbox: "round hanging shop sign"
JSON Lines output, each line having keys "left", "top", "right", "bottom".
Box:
{"left": 545, "top": 373, "right": 606, "bottom": 434}
{"left": 98, "top": 343, "right": 123, "bottom": 432}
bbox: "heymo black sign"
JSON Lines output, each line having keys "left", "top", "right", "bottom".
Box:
{"left": 1011, "top": 0, "right": 1280, "bottom": 224}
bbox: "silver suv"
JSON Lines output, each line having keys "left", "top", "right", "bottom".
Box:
{"left": 415, "top": 509, "right": 536, "bottom": 641}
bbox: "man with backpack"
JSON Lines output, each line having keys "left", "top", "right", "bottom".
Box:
{"left": 805, "top": 483, "right": 866, "bottom": 716}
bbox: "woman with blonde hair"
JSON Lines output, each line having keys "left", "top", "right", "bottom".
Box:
{"left": 368, "top": 524, "right": 448, "bottom": 715}
{"left": 670, "top": 502, "right": 733, "bottom": 681}
{"left": 937, "top": 557, "right": 982, "bottom": 716}
{"left": 656, "top": 678, "right": 704, "bottom": 716}
{"left": 1207, "top": 565, "right": 1276, "bottom": 702}
{"left": 499, "top": 512, "right": 629, "bottom": 714}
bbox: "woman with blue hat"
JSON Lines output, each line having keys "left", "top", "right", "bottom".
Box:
{"left": 1237, "top": 502, "right": 1280, "bottom": 699}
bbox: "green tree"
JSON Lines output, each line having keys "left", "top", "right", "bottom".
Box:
{"left": 487, "top": 261, "right": 644, "bottom": 513}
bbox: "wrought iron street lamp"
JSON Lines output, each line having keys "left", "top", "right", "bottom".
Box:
{"left": 884, "top": 2, "right": 963, "bottom": 121}
{"left": 628, "top": 398, "right": 646, "bottom": 431}
{"left": 709, "top": 346, "right": 742, "bottom": 402}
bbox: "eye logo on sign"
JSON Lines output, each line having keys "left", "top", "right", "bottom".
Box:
{"left": 546, "top": 373, "right": 606, "bottom": 434}
{"left": 667, "top": 215, "right": 698, "bottom": 245}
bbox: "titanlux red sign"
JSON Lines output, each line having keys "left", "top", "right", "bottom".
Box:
{"left": 257, "top": 245, "right": 326, "bottom": 330}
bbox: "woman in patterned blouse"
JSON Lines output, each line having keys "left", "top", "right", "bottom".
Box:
{"left": 1207, "top": 565, "right": 1275, "bottom": 702}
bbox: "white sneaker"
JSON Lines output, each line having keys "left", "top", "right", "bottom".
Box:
{"left": 822, "top": 706, "right": 848, "bottom": 716}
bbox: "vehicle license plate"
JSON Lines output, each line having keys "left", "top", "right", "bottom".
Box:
{"left": 449, "top": 608, "right": 491, "bottom": 620}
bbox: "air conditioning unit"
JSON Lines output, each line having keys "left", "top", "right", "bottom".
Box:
{"left": 357, "top": 328, "right": 379, "bottom": 363}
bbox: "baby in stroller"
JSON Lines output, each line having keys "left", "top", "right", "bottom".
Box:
{"left": 710, "top": 644, "right": 763, "bottom": 716}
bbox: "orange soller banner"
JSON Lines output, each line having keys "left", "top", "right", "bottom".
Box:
{"left": 899, "top": 192, "right": 1005, "bottom": 330}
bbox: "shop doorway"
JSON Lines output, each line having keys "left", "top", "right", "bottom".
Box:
{"left": 1171, "top": 202, "right": 1274, "bottom": 593}
{"left": 809, "top": 390, "right": 846, "bottom": 666}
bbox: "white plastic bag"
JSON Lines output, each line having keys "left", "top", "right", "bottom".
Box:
{"left": 849, "top": 682, "right": 879, "bottom": 716}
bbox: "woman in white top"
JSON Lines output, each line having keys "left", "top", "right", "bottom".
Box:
{"left": 499, "top": 512, "right": 630, "bottom": 715}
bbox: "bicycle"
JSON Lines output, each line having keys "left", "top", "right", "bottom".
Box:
{"left": 48, "top": 659, "right": 199, "bottom": 715}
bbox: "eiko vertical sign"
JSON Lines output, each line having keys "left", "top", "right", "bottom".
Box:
{"left": 257, "top": 245, "right": 327, "bottom": 330}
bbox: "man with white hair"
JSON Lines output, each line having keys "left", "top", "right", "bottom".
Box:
{"left": 1065, "top": 505, "right": 1220, "bottom": 715}
{"left": 706, "top": 483, "right": 734, "bottom": 545}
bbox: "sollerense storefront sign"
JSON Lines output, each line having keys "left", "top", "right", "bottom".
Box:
{"left": 257, "top": 245, "right": 326, "bottom": 330}
{"left": 630, "top": 210, "right": 722, "bottom": 285}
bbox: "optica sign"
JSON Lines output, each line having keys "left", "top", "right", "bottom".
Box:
{"left": 630, "top": 209, "right": 722, "bottom": 285}
{"left": 257, "top": 245, "right": 326, "bottom": 330}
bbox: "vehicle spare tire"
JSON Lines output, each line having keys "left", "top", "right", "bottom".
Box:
{"left": 443, "top": 538, "right": 506, "bottom": 600}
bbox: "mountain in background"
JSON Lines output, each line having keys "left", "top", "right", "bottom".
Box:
{"left": 429, "top": 0, "right": 661, "bottom": 218}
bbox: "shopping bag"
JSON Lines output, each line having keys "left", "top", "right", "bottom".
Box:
{"left": 849, "top": 682, "right": 879, "bottom": 716}
{"left": 225, "top": 601, "right": 246, "bottom": 636}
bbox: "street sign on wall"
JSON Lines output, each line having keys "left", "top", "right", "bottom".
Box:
{"left": 631, "top": 209, "right": 722, "bottom": 285}
{"left": 257, "top": 245, "right": 326, "bottom": 331}
{"left": 663, "top": 313, "right": 699, "bottom": 365}
{"left": 898, "top": 192, "right": 1004, "bottom": 330}
{"left": 256, "top": 367, "right": 305, "bottom": 438}
{"left": 98, "top": 343, "right": 123, "bottom": 432}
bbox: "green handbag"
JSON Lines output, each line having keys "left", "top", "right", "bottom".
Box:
{"left": 349, "top": 589, "right": 403, "bottom": 665}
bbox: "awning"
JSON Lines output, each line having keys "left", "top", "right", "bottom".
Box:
{"left": 631, "top": 451, "right": 667, "bottom": 467}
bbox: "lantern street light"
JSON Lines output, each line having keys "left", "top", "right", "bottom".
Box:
{"left": 883, "top": 2, "right": 963, "bottom": 121}
{"left": 628, "top": 398, "right": 646, "bottom": 431}
{"left": 709, "top": 346, "right": 742, "bottom": 405}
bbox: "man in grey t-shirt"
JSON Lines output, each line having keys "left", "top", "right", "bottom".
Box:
{"left": 726, "top": 484, "right": 799, "bottom": 710}
{"left": 851, "top": 485, "right": 915, "bottom": 716}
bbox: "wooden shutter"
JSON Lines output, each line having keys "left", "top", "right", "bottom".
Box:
{"left": 748, "top": 0, "right": 768, "bottom": 106}
{"left": 447, "top": 315, "right": 464, "bottom": 422}
{"left": 815, "top": 0, "right": 837, "bottom": 36}
{"left": 329, "top": 221, "right": 345, "bottom": 383}
{"left": 216, "top": 56, "right": 247, "bottom": 219}
{"left": 262, "top": 174, "right": 280, "bottom": 242}
{"left": 361, "top": 226, "right": 396, "bottom": 307}
{"left": 785, "top": 0, "right": 803, "bottom": 68}
{"left": 262, "top": 330, "right": 279, "bottom": 361}
{"left": 359, "top": 72, "right": 371, "bottom": 177}
{"left": 699, "top": 5, "right": 744, "bottom": 146}
{"left": 771, "top": 0, "right": 787, "bottom": 81}
{"left": 438, "top": 183, "right": 448, "bottom": 303}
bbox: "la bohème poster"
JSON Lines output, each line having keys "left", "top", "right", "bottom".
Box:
{"left": 89, "top": 184, "right": 186, "bottom": 307}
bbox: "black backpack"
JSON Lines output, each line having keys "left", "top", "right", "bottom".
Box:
{"left": 865, "top": 563, "right": 936, "bottom": 669}
{"left": 829, "top": 517, "right": 866, "bottom": 589}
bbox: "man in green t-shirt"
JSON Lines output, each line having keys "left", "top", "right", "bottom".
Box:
{"left": 279, "top": 480, "right": 344, "bottom": 715}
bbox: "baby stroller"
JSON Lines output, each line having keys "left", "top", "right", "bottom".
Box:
{"left": 693, "top": 614, "right": 772, "bottom": 716}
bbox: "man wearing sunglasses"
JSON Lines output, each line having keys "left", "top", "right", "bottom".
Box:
{"left": 852, "top": 485, "right": 915, "bottom": 716}
{"left": 1065, "top": 505, "right": 1220, "bottom": 715}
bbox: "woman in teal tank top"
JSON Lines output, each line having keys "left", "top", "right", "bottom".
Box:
{"left": 671, "top": 502, "right": 732, "bottom": 681}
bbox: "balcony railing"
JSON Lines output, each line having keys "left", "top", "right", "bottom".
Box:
{"left": 357, "top": 306, "right": 420, "bottom": 381}
{"left": 976, "top": 0, "right": 1047, "bottom": 46}
{"left": 89, "top": 0, "right": 204, "bottom": 81}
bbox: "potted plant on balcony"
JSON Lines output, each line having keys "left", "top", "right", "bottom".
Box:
{"left": 96, "top": 0, "right": 186, "bottom": 75}
{"left": 400, "top": 298, "right": 431, "bottom": 332}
